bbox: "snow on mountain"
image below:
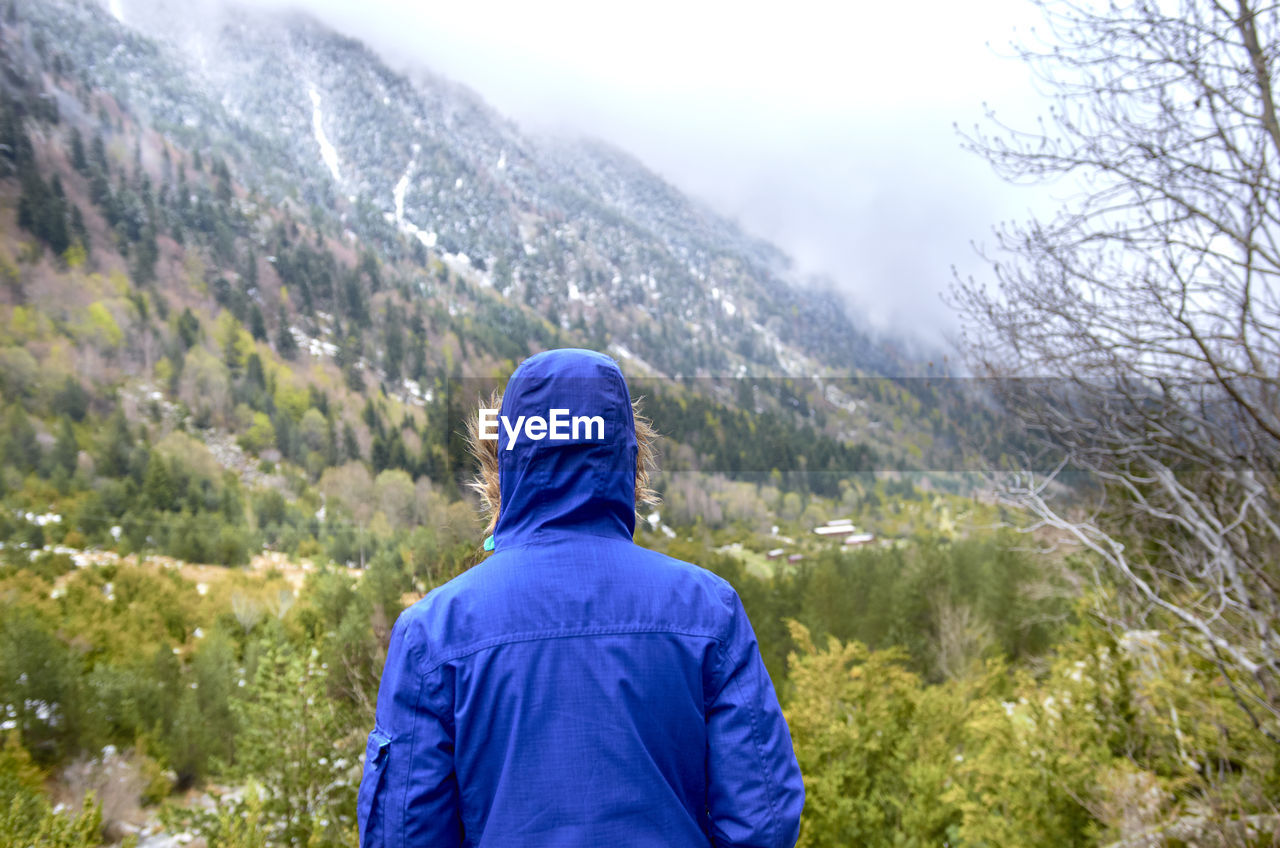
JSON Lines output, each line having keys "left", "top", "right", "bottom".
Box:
{"left": 41, "top": 0, "right": 907, "bottom": 378}
{"left": 308, "top": 85, "right": 342, "bottom": 183}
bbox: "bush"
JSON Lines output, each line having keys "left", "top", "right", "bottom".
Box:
{"left": 786, "top": 622, "right": 962, "bottom": 847}
{"left": 0, "top": 609, "right": 86, "bottom": 765}
{"left": 22, "top": 551, "right": 75, "bottom": 582}
{"left": 231, "top": 638, "right": 361, "bottom": 846}
{"left": 0, "top": 733, "right": 103, "bottom": 848}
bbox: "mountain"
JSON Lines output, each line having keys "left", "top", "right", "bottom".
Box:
{"left": 0, "top": 0, "right": 1001, "bottom": 560}
{"left": 34, "top": 0, "right": 905, "bottom": 379}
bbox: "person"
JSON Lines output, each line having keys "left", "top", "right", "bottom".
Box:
{"left": 357, "top": 348, "right": 804, "bottom": 847}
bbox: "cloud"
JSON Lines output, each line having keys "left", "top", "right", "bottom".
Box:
{"left": 134, "top": 0, "right": 1056, "bottom": 344}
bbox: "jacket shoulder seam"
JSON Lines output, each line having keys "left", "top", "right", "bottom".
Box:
{"left": 422, "top": 625, "right": 723, "bottom": 674}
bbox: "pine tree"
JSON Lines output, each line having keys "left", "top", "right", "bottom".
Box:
{"left": 176, "top": 307, "right": 200, "bottom": 349}
{"left": 232, "top": 638, "right": 360, "bottom": 844}
{"left": 212, "top": 156, "right": 231, "bottom": 204}
{"left": 244, "top": 248, "right": 258, "bottom": 290}
{"left": 383, "top": 308, "right": 404, "bottom": 381}
{"left": 49, "top": 417, "right": 78, "bottom": 477}
{"left": 88, "top": 167, "right": 110, "bottom": 210}
{"left": 142, "top": 454, "right": 175, "bottom": 512}
{"left": 273, "top": 306, "right": 297, "bottom": 359}
{"left": 90, "top": 132, "right": 107, "bottom": 174}
{"left": 44, "top": 176, "right": 70, "bottom": 255}
{"left": 69, "top": 126, "right": 87, "bottom": 173}
{"left": 69, "top": 204, "right": 87, "bottom": 252}
{"left": 96, "top": 410, "right": 133, "bottom": 478}
{"left": 342, "top": 421, "right": 359, "bottom": 462}
{"left": 17, "top": 162, "right": 70, "bottom": 255}
{"left": 2, "top": 406, "right": 41, "bottom": 473}
{"left": 244, "top": 352, "right": 266, "bottom": 392}
{"left": 133, "top": 222, "right": 158, "bottom": 283}
{"left": 52, "top": 376, "right": 89, "bottom": 421}
{"left": 249, "top": 303, "right": 267, "bottom": 341}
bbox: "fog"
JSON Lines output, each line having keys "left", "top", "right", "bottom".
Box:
{"left": 124, "top": 0, "right": 1056, "bottom": 345}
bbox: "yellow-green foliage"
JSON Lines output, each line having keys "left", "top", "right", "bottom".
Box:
{"left": 237, "top": 410, "right": 276, "bottom": 454}
{"left": 786, "top": 600, "right": 1278, "bottom": 848}
{"left": 107, "top": 270, "right": 130, "bottom": 296}
{"left": 272, "top": 373, "right": 310, "bottom": 422}
{"left": 62, "top": 243, "right": 87, "bottom": 269}
{"left": 1, "top": 562, "right": 206, "bottom": 661}
{"left": 201, "top": 785, "right": 272, "bottom": 848}
{"left": 216, "top": 313, "right": 254, "bottom": 372}
{"left": 373, "top": 469, "right": 416, "bottom": 530}
{"left": 0, "top": 345, "right": 39, "bottom": 395}
{"left": 945, "top": 665, "right": 1103, "bottom": 846}
{"left": 0, "top": 734, "right": 104, "bottom": 848}
{"left": 786, "top": 621, "right": 962, "bottom": 847}
{"left": 156, "top": 431, "right": 222, "bottom": 480}
{"left": 184, "top": 253, "right": 207, "bottom": 293}
{"left": 154, "top": 355, "right": 174, "bottom": 384}
{"left": 229, "top": 639, "right": 362, "bottom": 847}
{"left": 18, "top": 240, "right": 42, "bottom": 264}
{"left": 84, "top": 301, "right": 124, "bottom": 349}
{"left": 37, "top": 339, "right": 76, "bottom": 383}
{"left": 54, "top": 566, "right": 207, "bottom": 659}
{"left": 0, "top": 248, "right": 19, "bottom": 286}
{"left": 941, "top": 619, "right": 1267, "bottom": 845}
{"left": 318, "top": 462, "right": 375, "bottom": 522}
{"left": 6, "top": 305, "right": 51, "bottom": 343}
{"left": 180, "top": 347, "right": 231, "bottom": 416}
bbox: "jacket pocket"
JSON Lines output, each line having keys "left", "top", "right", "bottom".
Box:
{"left": 357, "top": 728, "right": 392, "bottom": 847}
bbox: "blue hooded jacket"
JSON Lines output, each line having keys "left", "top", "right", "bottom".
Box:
{"left": 357, "top": 349, "right": 804, "bottom": 847}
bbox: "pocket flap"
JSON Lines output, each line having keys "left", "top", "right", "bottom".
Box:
{"left": 366, "top": 728, "right": 391, "bottom": 768}
{"left": 358, "top": 728, "right": 393, "bottom": 845}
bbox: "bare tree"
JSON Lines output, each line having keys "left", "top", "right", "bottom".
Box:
{"left": 931, "top": 593, "right": 994, "bottom": 681}
{"left": 953, "top": 0, "right": 1280, "bottom": 741}
{"left": 267, "top": 587, "right": 295, "bottom": 620}
{"left": 231, "top": 591, "right": 263, "bottom": 634}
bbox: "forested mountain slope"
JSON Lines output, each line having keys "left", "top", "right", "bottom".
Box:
{"left": 37, "top": 0, "right": 905, "bottom": 379}
{"left": 0, "top": 0, "right": 1003, "bottom": 547}
{"left": 2, "top": 4, "right": 1277, "bottom": 848}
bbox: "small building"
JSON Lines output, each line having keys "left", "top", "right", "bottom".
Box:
{"left": 813, "top": 518, "right": 858, "bottom": 537}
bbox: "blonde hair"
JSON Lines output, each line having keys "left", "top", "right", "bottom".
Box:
{"left": 467, "top": 390, "right": 661, "bottom": 536}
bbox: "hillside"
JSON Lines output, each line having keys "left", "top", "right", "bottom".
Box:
{"left": 0, "top": 0, "right": 1009, "bottom": 552}
{"left": 39, "top": 0, "right": 905, "bottom": 379}
{"left": 3, "top": 3, "right": 1277, "bottom": 847}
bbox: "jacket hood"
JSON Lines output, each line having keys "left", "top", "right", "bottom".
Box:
{"left": 493, "top": 349, "right": 637, "bottom": 548}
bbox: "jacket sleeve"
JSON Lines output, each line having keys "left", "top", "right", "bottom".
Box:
{"left": 357, "top": 610, "right": 463, "bottom": 848}
{"left": 706, "top": 586, "right": 805, "bottom": 848}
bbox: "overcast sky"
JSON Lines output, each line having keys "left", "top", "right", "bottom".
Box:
{"left": 233, "top": 1, "right": 1052, "bottom": 346}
